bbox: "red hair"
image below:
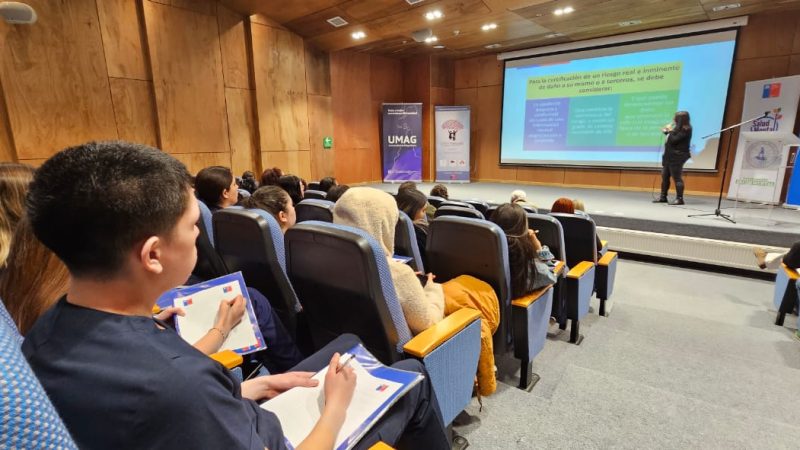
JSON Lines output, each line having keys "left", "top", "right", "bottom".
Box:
{"left": 550, "top": 197, "right": 575, "bottom": 214}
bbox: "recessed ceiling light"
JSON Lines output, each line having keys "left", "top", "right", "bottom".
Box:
{"left": 433, "top": 45, "right": 445, "bottom": 49}
{"left": 544, "top": 32, "right": 565, "bottom": 38}
{"left": 424, "top": 10, "right": 443, "bottom": 20}
{"left": 424, "top": 35, "right": 438, "bottom": 43}
{"left": 485, "top": 43, "right": 501, "bottom": 49}
{"left": 563, "top": 6, "right": 574, "bottom": 13}
{"left": 619, "top": 20, "right": 642, "bottom": 27}
{"left": 711, "top": 3, "right": 740, "bottom": 12}
{"left": 351, "top": 31, "right": 366, "bottom": 40}
{"left": 481, "top": 23, "right": 497, "bottom": 31}
{"left": 554, "top": 6, "right": 574, "bottom": 15}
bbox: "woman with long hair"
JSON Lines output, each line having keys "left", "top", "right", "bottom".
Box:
{"left": 194, "top": 166, "right": 238, "bottom": 211}
{"left": 277, "top": 174, "right": 304, "bottom": 206}
{"left": 260, "top": 167, "right": 283, "bottom": 186}
{"left": 0, "top": 163, "right": 35, "bottom": 269}
{"left": 396, "top": 188, "right": 429, "bottom": 267}
{"left": 655, "top": 111, "right": 692, "bottom": 205}
{"left": 240, "top": 186, "right": 297, "bottom": 233}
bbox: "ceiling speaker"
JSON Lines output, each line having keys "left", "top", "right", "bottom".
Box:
{"left": 0, "top": 2, "right": 36, "bottom": 24}
{"left": 411, "top": 28, "right": 432, "bottom": 43}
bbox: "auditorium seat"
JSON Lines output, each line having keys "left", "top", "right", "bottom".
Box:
{"left": 284, "top": 221, "right": 481, "bottom": 425}
{"left": 197, "top": 199, "right": 215, "bottom": 246}
{"left": 427, "top": 195, "right": 446, "bottom": 208}
{"left": 426, "top": 216, "right": 552, "bottom": 390}
{"left": 527, "top": 213, "right": 569, "bottom": 328}
{"left": 434, "top": 205, "right": 484, "bottom": 220}
{"left": 394, "top": 210, "right": 425, "bottom": 272}
{"left": 486, "top": 205, "right": 497, "bottom": 220}
{"left": 552, "top": 213, "right": 618, "bottom": 318}
{"left": 464, "top": 200, "right": 490, "bottom": 216}
{"left": 303, "top": 189, "right": 327, "bottom": 200}
{"left": 520, "top": 204, "right": 538, "bottom": 214}
{"left": 213, "top": 208, "right": 303, "bottom": 337}
{"left": 307, "top": 181, "right": 321, "bottom": 190}
{"left": 296, "top": 198, "right": 335, "bottom": 223}
{"left": 773, "top": 263, "right": 798, "bottom": 326}
{"left": 0, "top": 301, "right": 78, "bottom": 449}
{"left": 440, "top": 200, "right": 475, "bottom": 209}
{"left": 238, "top": 188, "right": 251, "bottom": 199}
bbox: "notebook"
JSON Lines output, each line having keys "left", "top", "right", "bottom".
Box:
{"left": 156, "top": 272, "right": 266, "bottom": 355}
{"left": 261, "top": 343, "right": 423, "bottom": 450}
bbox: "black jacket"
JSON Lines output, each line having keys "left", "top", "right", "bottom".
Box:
{"left": 663, "top": 126, "right": 692, "bottom": 166}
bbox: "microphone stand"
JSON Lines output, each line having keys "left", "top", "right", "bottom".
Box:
{"left": 688, "top": 112, "right": 769, "bottom": 224}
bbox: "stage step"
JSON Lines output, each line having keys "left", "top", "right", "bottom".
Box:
{"left": 598, "top": 226, "right": 787, "bottom": 272}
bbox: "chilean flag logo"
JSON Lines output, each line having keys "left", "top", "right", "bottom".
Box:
{"left": 223, "top": 285, "right": 233, "bottom": 293}
{"left": 762, "top": 83, "right": 781, "bottom": 98}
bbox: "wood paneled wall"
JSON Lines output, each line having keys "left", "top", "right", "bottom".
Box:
{"left": 454, "top": 10, "right": 800, "bottom": 195}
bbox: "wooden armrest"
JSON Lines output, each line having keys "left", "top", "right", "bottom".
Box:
{"left": 210, "top": 350, "right": 243, "bottom": 369}
{"left": 781, "top": 263, "right": 799, "bottom": 280}
{"left": 369, "top": 442, "right": 394, "bottom": 450}
{"left": 567, "top": 261, "right": 594, "bottom": 278}
{"left": 598, "top": 251, "right": 618, "bottom": 266}
{"left": 512, "top": 285, "right": 552, "bottom": 308}
{"left": 600, "top": 240, "right": 608, "bottom": 249}
{"left": 403, "top": 308, "right": 480, "bottom": 358}
{"left": 554, "top": 260, "right": 565, "bottom": 276}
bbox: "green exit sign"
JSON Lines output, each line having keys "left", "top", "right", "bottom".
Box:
{"left": 323, "top": 136, "right": 333, "bottom": 149}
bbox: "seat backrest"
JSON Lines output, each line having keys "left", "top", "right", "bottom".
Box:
{"left": 285, "top": 222, "right": 412, "bottom": 364}
{"left": 550, "top": 213, "right": 598, "bottom": 267}
{"left": 0, "top": 300, "right": 78, "bottom": 449}
{"left": 307, "top": 181, "right": 320, "bottom": 191}
{"left": 426, "top": 216, "right": 512, "bottom": 352}
{"left": 394, "top": 210, "right": 424, "bottom": 272}
{"left": 192, "top": 205, "right": 230, "bottom": 281}
{"left": 527, "top": 213, "right": 566, "bottom": 262}
{"left": 197, "top": 199, "right": 215, "bottom": 246}
{"left": 434, "top": 205, "right": 484, "bottom": 220}
{"left": 213, "top": 208, "right": 301, "bottom": 334}
{"left": 486, "top": 205, "right": 498, "bottom": 220}
{"left": 303, "top": 189, "right": 327, "bottom": 200}
{"left": 427, "top": 195, "right": 446, "bottom": 208}
{"left": 238, "top": 188, "right": 251, "bottom": 199}
{"left": 440, "top": 200, "right": 475, "bottom": 209}
{"left": 295, "top": 199, "right": 335, "bottom": 223}
{"left": 464, "top": 200, "right": 489, "bottom": 216}
{"left": 520, "top": 204, "right": 538, "bottom": 214}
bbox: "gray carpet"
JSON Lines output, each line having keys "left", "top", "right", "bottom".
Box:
{"left": 452, "top": 259, "right": 800, "bottom": 449}
{"left": 368, "top": 182, "right": 800, "bottom": 247}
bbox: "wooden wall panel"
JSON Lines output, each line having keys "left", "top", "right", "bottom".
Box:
{"left": 563, "top": 168, "right": 622, "bottom": 187}
{"left": 0, "top": 0, "right": 118, "bottom": 160}
{"left": 224, "top": 88, "right": 258, "bottom": 175}
{"left": 476, "top": 54, "right": 503, "bottom": 87}
{"left": 306, "top": 43, "right": 332, "bottom": 96}
{"left": 308, "top": 94, "right": 335, "bottom": 179}
{"left": 331, "top": 51, "right": 372, "bottom": 150}
{"left": 109, "top": 78, "right": 159, "bottom": 147}
{"left": 149, "top": 0, "right": 216, "bottom": 16}
{"left": 96, "top": 0, "right": 149, "bottom": 80}
{"left": 736, "top": 12, "right": 798, "bottom": 60}
{"left": 371, "top": 56, "right": 403, "bottom": 102}
{"left": 402, "top": 56, "right": 432, "bottom": 180}
{"left": 251, "top": 24, "right": 310, "bottom": 151}
{"left": 516, "top": 167, "right": 566, "bottom": 185}
{"left": 0, "top": 87, "right": 16, "bottom": 162}
{"left": 143, "top": 1, "right": 230, "bottom": 154}
{"left": 431, "top": 87, "right": 454, "bottom": 106}
{"left": 262, "top": 150, "right": 311, "bottom": 179}
{"left": 174, "top": 152, "right": 231, "bottom": 175}
{"left": 474, "top": 85, "right": 516, "bottom": 181}
{"left": 217, "top": 3, "right": 251, "bottom": 89}
{"left": 454, "top": 57, "right": 479, "bottom": 89}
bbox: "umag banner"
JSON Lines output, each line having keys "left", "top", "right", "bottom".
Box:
{"left": 727, "top": 75, "right": 800, "bottom": 203}
{"left": 381, "top": 103, "right": 422, "bottom": 182}
{"left": 434, "top": 106, "right": 471, "bottom": 182}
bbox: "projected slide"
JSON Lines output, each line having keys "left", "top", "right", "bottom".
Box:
{"left": 500, "top": 31, "right": 737, "bottom": 170}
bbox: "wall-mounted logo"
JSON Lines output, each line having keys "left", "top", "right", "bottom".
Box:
{"left": 744, "top": 140, "right": 781, "bottom": 169}
{"left": 442, "top": 119, "right": 464, "bottom": 141}
{"left": 762, "top": 83, "right": 782, "bottom": 98}
{"left": 750, "top": 108, "right": 783, "bottom": 132}
{"left": 388, "top": 135, "right": 417, "bottom": 144}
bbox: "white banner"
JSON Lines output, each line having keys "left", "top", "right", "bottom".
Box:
{"left": 727, "top": 75, "right": 800, "bottom": 203}
{"left": 434, "top": 106, "right": 470, "bottom": 183}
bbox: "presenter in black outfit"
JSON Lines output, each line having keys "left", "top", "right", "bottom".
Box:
{"left": 654, "top": 111, "right": 692, "bottom": 205}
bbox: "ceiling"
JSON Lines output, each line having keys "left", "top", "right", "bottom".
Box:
{"left": 220, "top": 0, "right": 800, "bottom": 57}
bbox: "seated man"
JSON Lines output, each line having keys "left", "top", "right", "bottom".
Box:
{"left": 23, "top": 141, "right": 449, "bottom": 450}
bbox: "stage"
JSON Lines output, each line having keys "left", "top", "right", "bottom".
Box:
{"left": 369, "top": 181, "right": 800, "bottom": 272}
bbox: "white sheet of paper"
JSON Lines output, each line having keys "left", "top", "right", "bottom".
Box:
{"left": 260, "top": 355, "right": 404, "bottom": 449}
{"left": 173, "top": 281, "right": 258, "bottom": 352}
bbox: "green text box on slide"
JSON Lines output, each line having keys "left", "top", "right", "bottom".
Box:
{"left": 527, "top": 62, "right": 683, "bottom": 99}
{"left": 567, "top": 95, "right": 619, "bottom": 147}
{"left": 616, "top": 91, "right": 679, "bottom": 146}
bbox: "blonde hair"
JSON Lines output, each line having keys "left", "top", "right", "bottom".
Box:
{"left": 510, "top": 190, "right": 527, "bottom": 203}
{"left": 0, "top": 163, "right": 35, "bottom": 268}
{"left": 573, "top": 198, "right": 586, "bottom": 212}
{"left": 0, "top": 215, "right": 70, "bottom": 335}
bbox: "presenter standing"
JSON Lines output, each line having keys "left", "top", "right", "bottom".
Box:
{"left": 654, "top": 111, "right": 692, "bottom": 205}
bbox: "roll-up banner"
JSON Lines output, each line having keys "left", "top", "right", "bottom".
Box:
{"left": 727, "top": 75, "right": 800, "bottom": 203}
{"left": 434, "top": 106, "right": 471, "bottom": 183}
{"left": 381, "top": 103, "right": 423, "bottom": 182}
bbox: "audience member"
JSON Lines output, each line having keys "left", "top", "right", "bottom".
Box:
{"left": 550, "top": 197, "right": 603, "bottom": 258}
{"left": 510, "top": 189, "right": 537, "bottom": 209}
{"left": 240, "top": 170, "right": 259, "bottom": 194}
{"left": 335, "top": 187, "right": 500, "bottom": 395}
{"left": 572, "top": 198, "right": 589, "bottom": 217}
{"left": 319, "top": 176, "right": 337, "bottom": 193}
{"left": 490, "top": 203, "right": 558, "bottom": 299}
{"left": 300, "top": 177, "right": 308, "bottom": 192}
{"left": 22, "top": 141, "right": 448, "bottom": 450}
{"left": 195, "top": 166, "right": 238, "bottom": 212}
{"left": 429, "top": 184, "right": 449, "bottom": 200}
{"left": 753, "top": 242, "right": 800, "bottom": 270}
{"left": 0, "top": 162, "right": 34, "bottom": 269}
{"left": 396, "top": 188, "right": 429, "bottom": 268}
{"left": 241, "top": 186, "right": 297, "bottom": 233}
{"left": 260, "top": 166, "right": 283, "bottom": 186}
{"left": 326, "top": 184, "right": 350, "bottom": 202}
{"left": 278, "top": 174, "right": 304, "bottom": 206}
{"left": 398, "top": 181, "right": 417, "bottom": 194}
{"left": 398, "top": 181, "right": 435, "bottom": 220}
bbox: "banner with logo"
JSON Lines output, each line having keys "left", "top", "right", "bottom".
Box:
{"left": 727, "top": 75, "right": 800, "bottom": 203}
{"left": 434, "top": 106, "right": 471, "bottom": 182}
{"left": 381, "top": 103, "right": 422, "bottom": 182}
